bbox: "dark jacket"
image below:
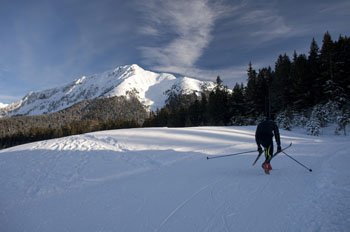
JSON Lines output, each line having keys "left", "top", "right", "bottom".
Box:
{"left": 255, "top": 120, "right": 281, "bottom": 148}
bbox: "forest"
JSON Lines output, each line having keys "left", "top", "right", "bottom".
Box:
{"left": 0, "top": 94, "right": 147, "bottom": 149}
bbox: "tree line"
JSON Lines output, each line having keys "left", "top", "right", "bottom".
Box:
{"left": 0, "top": 94, "right": 147, "bottom": 149}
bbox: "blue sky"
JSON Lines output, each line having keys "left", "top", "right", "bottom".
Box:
{"left": 0, "top": 0, "right": 349, "bottom": 104}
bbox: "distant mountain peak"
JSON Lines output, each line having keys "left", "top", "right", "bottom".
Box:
{"left": 0, "top": 64, "right": 214, "bottom": 117}
{"left": 112, "top": 64, "right": 144, "bottom": 76}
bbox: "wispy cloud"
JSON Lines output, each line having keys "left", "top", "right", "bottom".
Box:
{"left": 137, "top": 0, "right": 233, "bottom": 74}
{"left": 237, "top": 8, "right": 294, "bottom": 41}
{"left": 0, "top": 64, "right": 9, "bottom": 78}
{"left": 319, "top": 1, "right": 350, "bottom": 15}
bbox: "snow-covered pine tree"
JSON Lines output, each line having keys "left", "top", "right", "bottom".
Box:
{"left": 335, "top": 107, "right": 350, "bottom": 135}
{"left": 306, "top": 117, "right": 321, "bottom": 136}
{"left": 276, "top": 110, "right": 292, "bottom": 130}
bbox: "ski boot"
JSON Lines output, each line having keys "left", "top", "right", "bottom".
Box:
{"left": 267, "top": 163, "right": 272, "bottom": 171}
{"left": 261, "top": 162, "right": 270, "bottom": 175}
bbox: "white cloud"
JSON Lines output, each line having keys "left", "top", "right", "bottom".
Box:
{"left": 139, "top": 25, "right": 160, "bottom": 36}
{"left": 138, "top": 0, "right": 232, "bottom": 72}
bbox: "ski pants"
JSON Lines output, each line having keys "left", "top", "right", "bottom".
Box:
{"left": 262, "top": 141, "right": 274, "bottom": 163}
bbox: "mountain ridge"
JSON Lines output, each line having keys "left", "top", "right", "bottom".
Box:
{"left": 1, "top": 64, "right": 214, "bottom": 117}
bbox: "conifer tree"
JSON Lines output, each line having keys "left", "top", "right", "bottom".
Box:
{"left": 230, "top": 83, "right": 247, "bottom": 124}
{"left": 245, "top": 62, "right": 258, "bottom": 116}
{"left": 320, "top": 31, "right": 335, "bottom": 103}
{"left": 256, "top": 67, "right": 273, "bottom": 116}
{"left": 291, "top": 53, "right": 310, "bottom": 109}
{"left": 187, "top": 99, "right": 202, "bottom": 126}
{"left": 308, "top": 38, "right": 321, "bottom": 105}
{"left": 207, "top": 76, "right": 230, "bottom": 125}
{"left": 332, "top": 35, "right": 350, "bottom": 101}
{"left": 271, "top": 54, "right": 291, "bottom": 112}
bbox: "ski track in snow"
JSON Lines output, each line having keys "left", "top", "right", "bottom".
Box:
{"left": 0, "top": 126, "right": 349, "bottom": 232}
{"left": 155, "top": 180, "right": 220, "bottom": 232}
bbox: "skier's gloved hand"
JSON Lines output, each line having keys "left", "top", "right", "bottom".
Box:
{"left": 277, "top": 145, "right": 282, "bottom": 153}
{"left": 257, "top": 146, "right": 263, "bottom": 153}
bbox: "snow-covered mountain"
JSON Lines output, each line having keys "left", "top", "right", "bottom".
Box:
{"left": 1, "top": 64, "right": 214, "bottom": 117}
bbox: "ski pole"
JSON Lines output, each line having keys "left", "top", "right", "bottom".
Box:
{"left": 252, "top": 151, "right": 263, "bottom": 166}
{"left": 282, "top": 151, "right": 312, "bottom": 172}
{"left": 207, "top": 150, "right": 256, "bottom": 160}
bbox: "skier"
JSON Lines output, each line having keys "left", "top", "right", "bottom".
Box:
{"left": 255, "top": 116, "right": 281, "bottom": 174}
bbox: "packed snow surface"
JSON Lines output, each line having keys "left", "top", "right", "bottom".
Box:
{"left": 0, "top": 126, "right": 349, "bottom": 232}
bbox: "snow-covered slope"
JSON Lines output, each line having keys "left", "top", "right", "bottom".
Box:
{"left": 0, "top": 126, "right": 349, "bottom": 232}
{"left": 1, "top": 64, "right": 214, "bottom": 116}
{"left": 0, "top": 103, "right": 8, "bottom": 108}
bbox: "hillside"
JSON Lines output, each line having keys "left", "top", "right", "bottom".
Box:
{"left": 0, "top": 95, "right": 148, "bottom": 147}
{"left": 0, "top": 126, "right": 349, "bottom": 232}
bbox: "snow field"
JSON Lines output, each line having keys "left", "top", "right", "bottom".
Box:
{"left": 0, "top": 126, "right": 349, "bottom": 232}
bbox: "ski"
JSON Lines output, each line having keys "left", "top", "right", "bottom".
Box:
{"left": 271, "top": 142, "right": 293, "bottom": 160}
